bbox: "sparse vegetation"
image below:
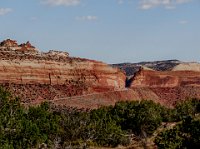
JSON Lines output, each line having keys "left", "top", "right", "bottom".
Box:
{"left": 1, "top": 86, "right": 200, "bottom": 148}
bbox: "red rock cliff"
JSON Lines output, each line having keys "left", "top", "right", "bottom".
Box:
{"left": 1, "top": 39, "right": 200, "bottom": 108}
{"left": 0, "top": 59, "right": 125, "bottom": 90}
{"left": 0, "top": 39, "right": 126, "bottom": 103}
{"left": 129, "top": 67, "right": 200, "bottom": 107}
{"left": 131, "top": 68, "right": 200, "bottom": 88}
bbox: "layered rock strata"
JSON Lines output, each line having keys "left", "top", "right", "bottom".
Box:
{"left": 1, "top": 39, "right": 200, "bottom": 108}
{"left": 0, "top": 39, "right": 126, "bottom": 103}
{"left": 131, "top": 68, "right": 200, "bottom": 88}
{"left": 130, "top": 68, "right": 200, "bottom": 106}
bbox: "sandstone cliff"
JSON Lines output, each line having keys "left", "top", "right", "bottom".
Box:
{"left": 0, "top": 59, "right": 125, "bottom": 90}
{"left": 1, "top": 39, "right": 200, "bottom": 109}
{"left": 0, "top": 39, "right": 126, "bottom": 103}
{"left": 57, "top": 67, "right": 200, "bottom": 108}
{"left": 130, "top": 68, "right": 200, "bottom": 88}
{"left": 130, "top": 68, "right": 200, "bottom": 107}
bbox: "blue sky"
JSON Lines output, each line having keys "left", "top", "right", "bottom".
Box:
{"left": 0, "top": 0, "right": 200, "bottom": 63}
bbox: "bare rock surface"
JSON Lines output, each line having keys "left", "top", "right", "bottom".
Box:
{"left": 1, "top": 39, "right": 200, "bottom": 108}
{"left": 172, "top": 62, "right": 200, "bottom": 71}
{"left": 0, "top": 39, "right": 126, "bottom": 105}
{"left": 130, "top": 68, "right": 200, "bottom": 107}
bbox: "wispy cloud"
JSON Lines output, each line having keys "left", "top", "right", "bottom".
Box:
{"left": 76, "top": 15, "right": 98, "bottom": 21}
{"left": 179, "top": 20, "right": 188, "bottom": 24}
{"left": 42, "top": 0, "right": 80, "bottom": 6}
{"left": 0, "top": 8, "right": 12, "bottom": 16}
{"left": 139, "top": 0, "right": 192, "bottom": 10}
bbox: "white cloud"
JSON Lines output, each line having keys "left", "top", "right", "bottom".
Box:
{"left": 42, "top": 0, "right": 80, "bottom": 6}
{"left": 0, "top": 8, "right": 12, "bottom": 16}
{"left": 76, "top": 15, "right": 98, "bottom": 21}
{"left": 179, "top": 20, "right": 188, "bottom": 24}
{"left": 139, "top": 0, "right": 192, "bottom": 10}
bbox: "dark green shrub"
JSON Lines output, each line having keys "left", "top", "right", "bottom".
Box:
{"left": 174, "top": 99, "right": 200, "bottom": 121}
{"left": 155, "top": 116, "right": 200, "bottom": 149}
{"left": 0, "top": 87, "right": 61, "bottom": 149}
{"left": 90, "top": 107, "right": 130, "bottom": 147}
{"left": 111, "top": 100, "right": 163, "bottom": 136}
{"left": 155, "top": 125, "right": 184, "bottom": 149}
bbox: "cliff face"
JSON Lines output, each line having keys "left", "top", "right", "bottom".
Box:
{"left": 0, "top": 59, "right": 125, "bottom": 90}
{"left": 58, "top": 67, "right": 200, "bottom": 109}
{"left": 129, "top": 68, "right": 200, "bottom": 107}
{"left": 0, "top": 39, "right": 126, "bottom": 103}
{"left": 1, "top": 39, "right": 200, "bottom": 109}
{"left": 130, "top": 68, "right": 200, "bottom": 88}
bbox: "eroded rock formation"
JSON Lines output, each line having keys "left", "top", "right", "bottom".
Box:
{"left": 0, "top": 39, "right": 38, "bottom": 53}
{"left": 0, "top": 39, "right": 200, "bottom": 108}
{"left": 0, "top": 39, "right": 126, "bottom": 104}
{"left": 57, "top": 67, "right": 200, "bottom": 108}
{"left": 0, "top": 39, "right": 18, "bottom": 47}
{"left": 130, "top": 67, "right": 200, "bottom": 88}
{"left": 129, "top": 67, "right": 200, "bottom": 107}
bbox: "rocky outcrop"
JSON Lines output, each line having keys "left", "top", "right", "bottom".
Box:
{"left": 130, "top": 68, "right": 200, "bottom": 88}
{"left": 0, "top": 59, "right": 125, "bottom": 89}
{"left": 172, "top": 62, "right": 200, "bottom": 72}
{"left": 44, "top": 50, "right": 69, "bottom": 58}
{"left": 0, "top": 39, "right": 126, "bottom": 104}
{"left": 1, "top": 39, "right": 200, "bottom": 109}
{"left": 0, "top": 39, "right": 18, "bottom": 47}
{"left": 129, "top": 68, "right": 200, "bottom": 107}
{"left": 0, "top": 39, "right": 39, "bottom": 54}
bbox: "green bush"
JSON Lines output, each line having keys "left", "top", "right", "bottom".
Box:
{"left": 1, "top": 85, "right": 200, "bottom": 149}
{"left": 0, "top": 87, "right": 61, "bottom": 148}
{"left": 174, "top": 99, "right": 200, "bottom": 121}
{"left": 111, "top": 100, "right": 163, "bottom": 136}
{"left": 155, "top": 125, "right": 184, "bottom": 149}
{"left": 59, "top": 110, "right": 92, "bottom": 148}
{"left": 90, "top": 107, "right": 129, "bottom": 147}
{"left": 155, "top": 116, "right": 200, "bottom": 149}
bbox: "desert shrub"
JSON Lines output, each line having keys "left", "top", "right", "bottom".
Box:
{"left": 155, "top": 125, "right": 184, "bottom": 149}
{"left": 59, "top": 110, "right": 92, "bottom": 148}
{"left": 181, "top": 116, "right": 200, "bottom": 148}
{"left": 90, "top": 107, "right": 130, "bottom": 147}
{"left": 49, "top": 106, "right": 129, "bottom": 148}
{"left": 111, "top": 100, "right": 163, "bottom": 136}
{"left": 0, "top": 86, "right": 130, "bottom": 149}
{"left": 174, "top": 99, "right": 200, "bottom": 121}
{"left": 155, "top": 116, "right": 200, "bottom": 149}
{"left": 0, "top": 87, "right": 61, "bottom": 149}
{"left": 26, "top": 102, "right": 61, "bottom": 146}
{"left": 2, "top": 85, "right": 200, "bottom": 149}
